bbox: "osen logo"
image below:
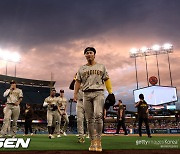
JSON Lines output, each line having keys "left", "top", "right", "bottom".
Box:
{"left": 0, "top": 138, "right": 30, "bottom": 148}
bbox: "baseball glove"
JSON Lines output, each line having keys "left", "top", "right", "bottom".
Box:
{"left": 69, "top": 79, "right": 75, "bottom": 90}
{"left": 104, "top": 93, "right": 116, "bottom": 110}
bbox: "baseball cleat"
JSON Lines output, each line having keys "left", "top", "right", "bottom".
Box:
{"left": 96, "top": 139, "right": 102, "bottom": 152}
{"left": 48, "top": 135, "right": 52, "bottom": 139}
{"left": 0, "top": 135, "right": 5, "bottom": 138}
{"left": 63, "top": 132, "right": 67, "bottom": 136}
{"left": 12, "top": 135, "right": 16, "bottom": 138}
{"left": 51, "top": 135, "right": 55, "bottom": 139}
{"left": 89, "top": 140, "right": 97, "bottom": 151}
{"left": 57, "top": 135, "right": 61, "bottom": 138}
{"left": 78, "top": 137, "right": 85, "bottom": 143}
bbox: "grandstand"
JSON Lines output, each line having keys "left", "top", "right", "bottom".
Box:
{"left": 0, "top": 74, "right": 56, "bottom": 124}
{"left": 0, "top": 74, "right": 55, "bottom": 105}
{"left": 0, "top": 75, "right": 78, "bottom": 134}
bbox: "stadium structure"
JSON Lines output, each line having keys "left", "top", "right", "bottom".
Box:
{"left": 0, "top": 74, "right": 179, "bottom": 135}
{"left": 0, "top": 74, "right": 79, "bottom": 134}
{"left": 0, "top": 74, "right": 55, "bottom": 105}
{"left": 0, "top": 74, "right": 56, "bottom": 132}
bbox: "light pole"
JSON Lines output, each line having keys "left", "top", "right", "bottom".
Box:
{"left": 0, "top": 50, "right": 21, "bottom": 77}
{"left": 144, "top": 54, "right": 149, "bottom": 86}
{"left": 130, "top": 48, "right": 139, "bottom": 89}
{"left": 15, "top": 63, "right": 17, "bottom": 77}
{"left": 155, "top": 53, "right": 161, "bottom": 85}
{"left": 167, "top": 52, "right": 173, "bottom": 86}
{"left": 130, "top": 43, "right": 173, "bottom": 88}
{"left": 134, "top": 57, "right": 138, "bottom": 89}
{"left": 5, "top": 61, "right": 7, "bottom": 75}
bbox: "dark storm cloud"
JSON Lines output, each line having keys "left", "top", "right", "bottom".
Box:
{"left": 1, "top": 0, "right": 180, "bottom": 49}
{"left": 0, "top": 0, "right": 180, "bottom": 108}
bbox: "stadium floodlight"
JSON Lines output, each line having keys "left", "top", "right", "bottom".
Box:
{"left": 163, "top": 43, "right": 173, "bottom": 50}
{"left": 0, "top": 49, "right": 3, "bottom": 58}
{"left": 0, "top": 50, "right": 21, "bottom": 62}
{"left": 130, "top": 48, "right": 138, "bottom": 54}
{"left": 2, "top": 51, "right": 10, "bottom": 61}
{"left": 152, "top": 44, "right": 160, "bottom": 51}
{"left": 0, "top": 50, "right": 21, "bottom": 76}
{"left": 130, "top": 43, "right": 174, "bottom": 88}
{"left": 140, "top": 46, "right": 148, "bottom": 53}
{"left": 130, "top": 43, "right": 173, "bottom": 58}
{"left": 11, "top": 52, "right": 21, "bottom": 62}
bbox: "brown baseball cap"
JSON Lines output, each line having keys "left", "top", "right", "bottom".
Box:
{"left": 84, "top": 47, "right": 96, "bottom": 55}
{"left": 60, "top": 89, "right": 64, "bottom": 93}
{"left": 10, "top": 80, "right": 16, "bottom": 84}
{"left": 51, "top": 88, "right": 56, "bottom": 92}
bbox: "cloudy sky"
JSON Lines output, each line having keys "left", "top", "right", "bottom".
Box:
{"left": 0, "top": 0, "right": 180, "bottom": 110}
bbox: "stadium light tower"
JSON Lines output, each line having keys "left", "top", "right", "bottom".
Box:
{"left": 0, "top": 49, "right": 21, "bottom": 77}
{"left": 141, "top": 46, "right": 149, "bottom": 86}
{"left": 130, "top": 43, "right": 173, "bottom": 88}
{"left": 130, "top": 48, "right": 139, "bottom": 89}
{"left": 163, "top": 43, "right": 173, "bottom": 86}
{"left": 151, "top": 44, "right": 161, "bottom": 85}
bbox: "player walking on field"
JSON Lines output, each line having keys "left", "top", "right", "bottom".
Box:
{"left": 57, "top": 89, "right": 69, "bottom": 136}
{"left": 135, "top": 94, "right": 152, "bottom": 138}
{"left": 69, "top": 74, "right": 89, "bottom": 143}
{"left": 74, "top": 47, "right": 113, "bottom": 152}
{"left": 115, "top": 100, "right": 128, "bottom": 135}
{"left": 0, "top": 80, "right": 23, "bottom": 138}
{"left": 43, "top": 88, "right": 59, "bottom": 139}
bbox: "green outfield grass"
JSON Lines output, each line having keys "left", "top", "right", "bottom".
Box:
{"left": 0, "top": 134, "right": 179, "bottom": 151}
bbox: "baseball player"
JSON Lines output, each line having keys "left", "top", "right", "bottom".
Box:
{"left": 74, "top": 47, "right": 113, "bottom": 152}
{"left": 115, "top": 100, "right": 128, "bottom": 135}
{"left": 57, "top": 89, "right": 69, "bottom": 136}
{"left": 69, "top": 74, "right": 89, "bottom": 143}
{"left": 0, "top": 80, "right": 23, "bottom": 138}
{"left": 24, "top": 103, "right": 33, "bottom": 136}
{"left": 43, "top": 88, "right": 59, "bottom": 139}
{"left": 135, "top": 94, "right": 152, "bottom": 138}
{"left": 3, "top": 105, "right": 11, "bottom": 136}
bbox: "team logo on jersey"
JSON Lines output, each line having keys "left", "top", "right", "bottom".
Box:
{"left": 82, "top": 70, "right": 103, "bottom": 78}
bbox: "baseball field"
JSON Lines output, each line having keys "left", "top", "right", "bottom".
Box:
{"left": 0, "top": 134, "right": 179, "bottom": 153}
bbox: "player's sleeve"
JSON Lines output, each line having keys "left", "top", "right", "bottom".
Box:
{"left": 19, "top": 89, "right": 23, "bottom": 98}
{"left": 3, "top": 89, "right": 11, "bottom": 97}
{"left": 57, "top": 98, "right": 62, "bottom": 107}
{"left": 135, "top": 101, "right": 140, "bottom": 107}
{"left": 103, "top": 65, "right": 112, "bottom": 93}
{"left": 76, "top": 68, "right": 82, "bottom": 82}
{"left": 43, "top": 98, "right": 48, "bottom": 107}
{"left": 102, "top": 65, "right": 109, "bottom": 81}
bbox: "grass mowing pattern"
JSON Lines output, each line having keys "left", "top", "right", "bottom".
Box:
{"left": 0, "top": 134, "right": 179, "bottom": 151}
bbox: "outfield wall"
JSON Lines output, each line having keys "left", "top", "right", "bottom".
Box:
{"left": 104, "top": 128, "right": 180, "bottom": 134}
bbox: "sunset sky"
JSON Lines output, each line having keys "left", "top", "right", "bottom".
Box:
{"left": 0, "top": 0, "right": 180, "bottom": 110}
